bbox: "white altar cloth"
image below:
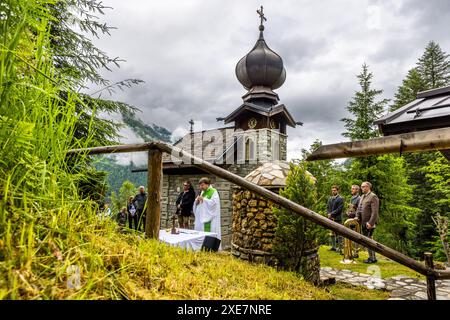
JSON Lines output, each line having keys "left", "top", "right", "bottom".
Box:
{"left": 159, "top": 228, "right": 218, "bottom": 251}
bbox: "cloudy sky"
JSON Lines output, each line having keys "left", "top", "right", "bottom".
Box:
{"left": 88, "top": 0, "right": 450, "bottom": 161}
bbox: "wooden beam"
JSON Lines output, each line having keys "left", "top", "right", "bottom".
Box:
{"left": 150, "top": 141, "right": 442, "bottom": 277}
{"left": 145, "top": 148, "right": 163, "bottom": 239}
{"left": 306, "top": 127, "right": 450, "bottom": 161}
{"left": 66, "top": 142, "right": 153, "bottom": 155}
{"left": 424, "top": 252, "right": 437, "bottom": 300}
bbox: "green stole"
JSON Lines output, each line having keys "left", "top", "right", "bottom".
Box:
{"left": 201, "top": 186, "right": 217, "bottom": 232}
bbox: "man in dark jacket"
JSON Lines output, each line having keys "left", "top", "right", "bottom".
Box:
{"left": 175, "top": 181, "right": 196, "bottom": 228}
{"left": 356, "top": 181, "right": 380, "bottom": 263}
{"left": 133, "top": 186, "right": 148, "bottom": 232}
{"left": 327, "top": 185, "right": 344, "bottom": 253}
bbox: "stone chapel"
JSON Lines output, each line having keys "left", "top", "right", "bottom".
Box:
{"left": 159, "top": 8, "right": 300, "bottom": 249}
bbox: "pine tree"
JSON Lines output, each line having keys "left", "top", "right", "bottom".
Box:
{"left": 390, "top": 68, "right": 426, "bottom": 112}
{"left": 340, "top": 64, "right": 416, "bottom": 253}
{"left": 424, "top": 154, "right": 450, "bottom": 263}
{"left": 417, "top": 41, "right": 450, "bottom": 89}
{"left": 273, "top": 162, "right": 323, "bottom": 284}
{"left": 341, "top": 63, "right": 389, "bottom": 141}
{"left": 391, "top": 41, "right": 450, "bottom": 258}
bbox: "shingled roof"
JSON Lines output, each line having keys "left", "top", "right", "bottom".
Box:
{"left": 223, "top": 102, "right": 298, "bottom": 128}
{"left": 162, "top": 126, "right": 236, "bottom": 165}
{"left": 375, "top": 85, "right": 450, "bottom": 136}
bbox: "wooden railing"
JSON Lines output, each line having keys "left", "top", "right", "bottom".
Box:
{"left": 306, "top": 127, "right": 450, "bottom": 161}
{"left": 67, "top": 141, "right": 450, "bottom": 300}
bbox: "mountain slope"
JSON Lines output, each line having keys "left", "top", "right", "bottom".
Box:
{"left": 95, "top": 110, "right": 172, "bottom": 195}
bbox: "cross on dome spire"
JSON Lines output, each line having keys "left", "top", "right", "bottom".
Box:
{"left": 256, "top": 5, "right": 266, "bottom": 31}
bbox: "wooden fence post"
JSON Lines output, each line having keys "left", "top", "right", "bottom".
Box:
{"left": 424, "top": 252, "right": 437, "bottom": 300}
{"left": 145, "top": 148, "right": 162, "bottom": 239}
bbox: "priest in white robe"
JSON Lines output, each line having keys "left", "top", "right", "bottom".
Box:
{"left": 193, "top": 177, "right": 221, "bottom": 246}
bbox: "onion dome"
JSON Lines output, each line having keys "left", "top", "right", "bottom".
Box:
{"left": 235, "top": 7, "right": 286, "bottom": 105}
{"left": 244, "top": 161, "right": 316, "bottom": 189}
{"left": 235, "top": 28, "right": 286, "bottom": 91}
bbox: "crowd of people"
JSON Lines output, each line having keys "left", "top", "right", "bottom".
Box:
{"left": 327, "top": 181, "right": 379, "bottom": 264}
{"left": 109, "top": 177, "right": 222, "bottom": 243}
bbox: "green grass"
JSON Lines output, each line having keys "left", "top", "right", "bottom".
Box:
{"left": 0, "top": 210, "right": 335, "bottom": 299}
{"left": 319, "top": 245, "right": 424, "bottom": 280}
{"left": 325, "top": 283, "right": 390, "bottom": 300}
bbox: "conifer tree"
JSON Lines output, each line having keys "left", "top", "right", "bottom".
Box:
{"left": 390, "top": 41, "right": 450, "bottom": 257}
{"left": 341, "top": 63, "right": 389, "bottom": 141}
{"left": 417, "top": 41, "right": 450, "bottom": 89}
{"left": 390, "top": 68, "right": 425, "bottom": 112}
{"left": 341, "top": 64, "right": 416, "bottom": 253}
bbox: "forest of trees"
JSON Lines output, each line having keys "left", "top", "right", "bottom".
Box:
{"left": 303, "top": 42, "right": 450, "bottom": 261}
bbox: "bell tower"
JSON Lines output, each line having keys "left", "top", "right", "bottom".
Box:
{"left": 219, "top": 6, "right": 300, "bottom": 162}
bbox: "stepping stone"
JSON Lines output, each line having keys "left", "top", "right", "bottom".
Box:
{"left": 405, "top": 285, "right": 421, "bottom": 291}
{"left": 396, "top": 281, "right": 408, "bottom": 286}
{"left": 414, "top": 291, "right": 428, "bottom": 299}
{"left": 386, "top": 285, "right": 397, "bottom": 291}
{"left": 390, "top": 289, "right": 411, "bottom": 298}
{"left": 352, "top": 277, "right": 368, "bottom": 282}
{"left": 328, "top": 270, "right": 337, "bottom": 275}
{"left": 407, "top": 295, "right": 423, "bottom": 300}
{"left": 404, "top": 279, "right": 414, "bottom": 283}
{"left": 373, "top": 282, "right": 386, "bottom": 289}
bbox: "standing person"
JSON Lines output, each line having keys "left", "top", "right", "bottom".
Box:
{"left": 356, "top": 181, "right": 380, "bottom": 264}
{"left": 327, "top": 185, "right": 344, "bottom": 253}
{"left": 133, "top": 186, "right": 148, "bottom": 232}
{"left": 346, "top": 185, "right": 361, "bottom": 258}
{"left": 193, "top": 177, "right": 221, "bottom": 243}
{"left": 347, "top": 185, "right": 361, "bottom": 218}
{"left": 175, "top": 181, "right": 196, "bottom": 229}
{"left": 127, "top": 196, "right": 138, "bottom": 230}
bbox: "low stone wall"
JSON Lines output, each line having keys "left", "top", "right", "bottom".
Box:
{"left": 231, "top": 188, "right": 278, "bottom": 264}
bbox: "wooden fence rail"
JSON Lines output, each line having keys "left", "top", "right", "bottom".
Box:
{"left": 67, "top": 141, "right": 450, "bottom": 300}
{"left": 306, "top": 127, "right": 450, "bottom": 161}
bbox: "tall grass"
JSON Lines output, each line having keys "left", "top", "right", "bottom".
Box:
{"left": 0, "top": 0, "right": 103, "bottom": 298}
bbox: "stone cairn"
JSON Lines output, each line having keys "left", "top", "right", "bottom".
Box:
{"left": 231, "top": 161, "right": 321, "bottom": 284}
{"left": 231, "top": 161, "right": 290, "bottom": 265}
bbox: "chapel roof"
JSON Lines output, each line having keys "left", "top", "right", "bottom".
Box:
{"left": 162, "top": 126, "right": 236, "bottom": 164}
{"left": 375, "top": 85, "right": 450, "bottom": 136}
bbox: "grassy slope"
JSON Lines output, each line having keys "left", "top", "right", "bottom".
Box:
{"left": 319, "top": 246, "right": 424, "bottom": 280}
{"left": 83, "top": 232, "right": 332, "bottom": 300}
{"left": 0, "top": 218, "right": 332, "bottom": 300}
{"left": 0, "top": 209, "right": 392, "bottom": 300}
